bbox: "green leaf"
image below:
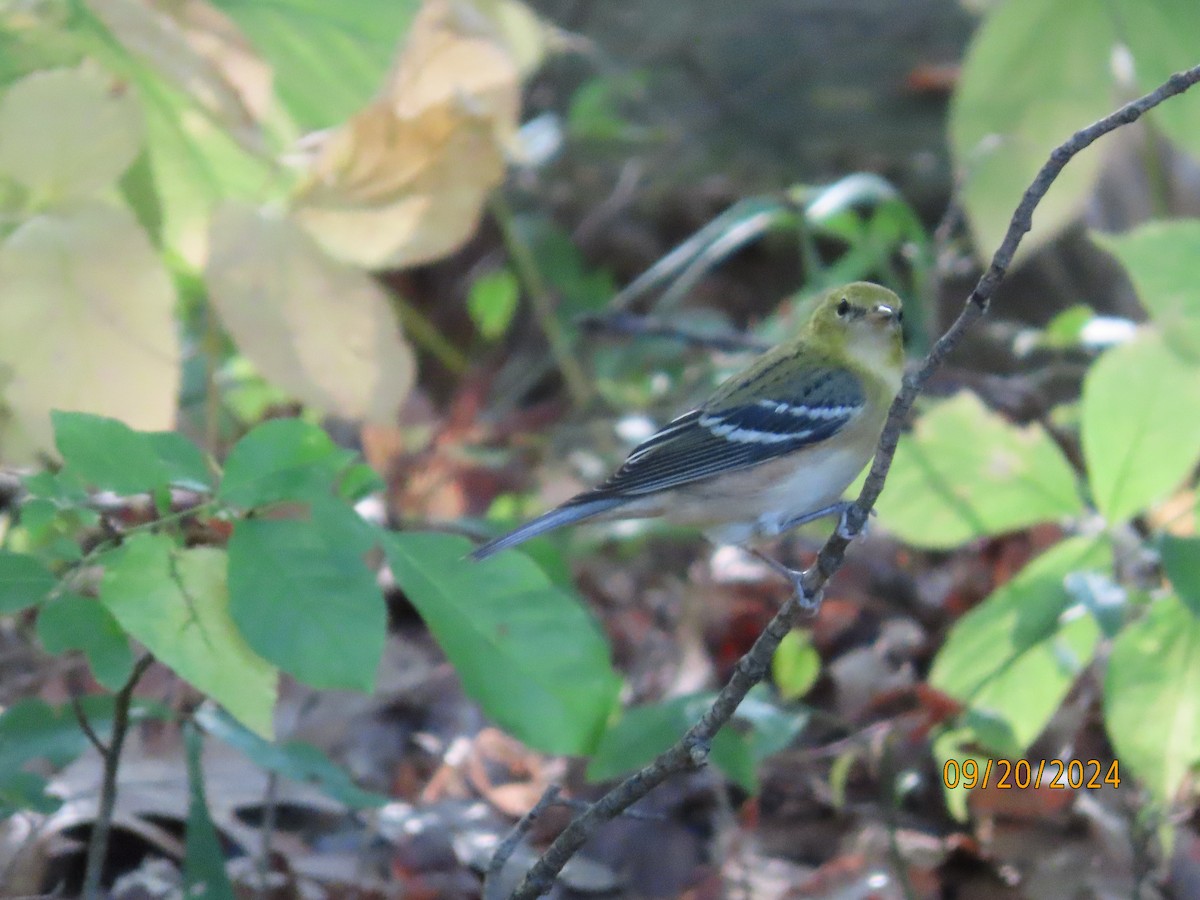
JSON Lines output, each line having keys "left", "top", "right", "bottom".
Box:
{"left": 37, "top": 593, "right": 134, "bottom": 691}
{"left": 874, "top": 392, "right": 1082, "bottom": 548}
{"left": 586, "top": 691, "right": 805, "bottom": 792}
{"left": 227, "top": 518, "right": 384, "bottom": 692}
{"left": 52, "top": 411, "right": 170, "bottom": 495}
{"left": 0, "top": 771, "right": 61, "bottom": 818}
{"left": 468, "top": 268, "right": 520, "bottom": 340}
{"left": 1116, "top": 0, "right": 1200, "bottom": 161}
{"left": 950, "top": 0, "right": 1116, "bottom": 260}
{"left": 208, "top": 0, "right": 420, "bottom": 130}
{"left": 0, "top": 67, "right": 142, "bottom": 201}
{"left": 219, "top": 418, "right": 350, "bottom": 508}
{"left": 0, "top": 551, "right": 55, "bottom": 614}
{"left": 383, "top": 532, "right": 621, "bottom": 755}
{"left": 100, "top": 536, "right": 278, "bottom": 738}
{"left": 772, "top": 631, "right": 821, "bottom": 701}
{"left": 195, "top": 706, "right": 388, "bottom": 809}
{"left": 1082, "top": 331, "right": 1200, "bottom": 523}
{"left": 1092, "top": 221, "right": 1200, "bottom": 362}
{"left": 0, "top": 696, "right": 120, "bottom": 772}
{"left": 146, "top": 431, "right": 214, "bottom": 490}
{"left": 1105, "top": 594, "right": 1200, "bottom": 802}
{"left": 1161, "top": 535, "right": 1200, "bottom": 617}
{"left": 930, "top": 536, "right": 1110, "bottom": 756}
{"left": 183, "top": 725, "right": 235, "bottom": 900}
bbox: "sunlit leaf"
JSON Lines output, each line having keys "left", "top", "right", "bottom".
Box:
{"left": 931, "top": 536, "right": 1110, "bottom": 756}
{"left": 1105, "top": 594, "right": 1200, "bottom": 802}
{"left": 1082, "top": 330, "right": 1200, "bottom": 523}
{"left": 82, "top": 0, "right": 279, "bottom": 261}
{"left": 468, "top": 268, "right": 519, "bottom": 339}
{"left": 950, "top": 0, "right": 1115, "bottom": 261}
{"left": 0, "top": 67, "right": 142, "bottom": 201}
{"left": 206, "top": 203, "right": 415, "bottom": 423}
{"left": 1092, "top": 221, "right": 1200, "bottom": 362}
{"left": 0, "top": 202, "right": 179, "bottom": 462}
{"left": 208, "top": 0, "right": 421, "bottom": 130}
{"left": 875, "top": 392, "right": 1082, "bottom": 548}
{"left": 101, "top": 536, "right": 278, "bottom": 738}
{"left": 292, "top": 0, "right": 546, "bottom": 268}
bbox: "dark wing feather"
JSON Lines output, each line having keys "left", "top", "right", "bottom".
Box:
{"left": 580, "top": 367, "right": 865, "bottom": 500}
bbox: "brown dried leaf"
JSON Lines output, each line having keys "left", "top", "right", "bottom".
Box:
{"left": 292, "top": 0, "right": 546, "bottom": 269}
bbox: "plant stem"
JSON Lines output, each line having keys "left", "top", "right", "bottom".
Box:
{"left": 81, "top": 654, "right": 155, "bottom": 900}
{"left": 489, "top": 194, "right": 595, "bottom": 407}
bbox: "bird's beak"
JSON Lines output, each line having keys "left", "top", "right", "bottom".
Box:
{"left": 868, "top": 303, "right": 899, "bottom": 324}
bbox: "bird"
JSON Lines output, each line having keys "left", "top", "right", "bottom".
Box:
{"left": 471, "top": 282, "right": 905, "bottom": 562}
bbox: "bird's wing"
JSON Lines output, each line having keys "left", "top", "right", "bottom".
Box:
{"left": 584, "top": 366, "right": 866, "bottom": 499}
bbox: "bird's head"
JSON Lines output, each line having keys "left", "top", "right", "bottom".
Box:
{"left": 809, "top": 282, "right": 904, "bottom": 368}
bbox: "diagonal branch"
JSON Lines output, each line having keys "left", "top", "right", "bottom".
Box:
{"left": 507, "top": 62, "right": 1200, "bottom": 900}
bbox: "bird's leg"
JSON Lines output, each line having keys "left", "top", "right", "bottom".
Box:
{"left": 747, "top": 547, "right": 824, "bottom": 614}
{"left": 776, "top": 501, "right": 875, "bottom": 541}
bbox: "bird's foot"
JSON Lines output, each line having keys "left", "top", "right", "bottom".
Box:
{"left": 747, "top": 548, "right": 824, "bottom": 615}
{"left": 777, "top": 501, "right": 874, "bottom": 539}
{"left": 835, "top": 503, "right": 875, "bottom": 541}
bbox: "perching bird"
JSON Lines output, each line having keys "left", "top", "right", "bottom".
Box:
{"left": 471, "top": 282, "right": 904, "bottom": 561}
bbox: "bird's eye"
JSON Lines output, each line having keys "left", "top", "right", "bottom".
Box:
{"left": 836, "top": 299, "right": 850, "bottom": 317}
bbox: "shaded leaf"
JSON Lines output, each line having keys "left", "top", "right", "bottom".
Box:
{"left": 183, "top": 725, "right": 236, "bottom": 900}
{"left": 37, "top": 593, "right": 134, "bottom": 691}
{"left": 227, "top": 518, "right": 384, "bottom": 692}
{"left": 1161, "top": 535, "right": 1200, "bottom": 617}
{"left": 383, "top": 532, "right": 621, "bottom": 755}
{"left": 52, "top": 411, "right": 169, "bottom": 495}
{"left": 0, "top": 551, "right": 55, "bottom": 614}
{"left": 219, "top": 418, "right": 350, "bottom": 508}
{"left": 587, "top": 691, "right": 805, "bottom": 792}
{"left": 206, "top": 203, "right": 415, "bottom": 422}
{"left": 195, "top": 705, "right": 388, "bottom": 809}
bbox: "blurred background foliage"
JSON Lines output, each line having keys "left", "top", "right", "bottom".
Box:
{"left": 2, "top": 0, "right": 1200, "bottom": 896}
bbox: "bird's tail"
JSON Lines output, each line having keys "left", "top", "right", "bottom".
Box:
{"left": 469, "top": 496, "right": 625, "bottom": 561}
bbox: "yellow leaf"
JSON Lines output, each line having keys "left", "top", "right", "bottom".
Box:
{"left": 0, "top": 68, "right": 143, "bottom": 202}
{"left": 0, "top": 202, "right": 180, "bottom": 463}
{"left": 292, "top": 0, "right": 545, "bottom": 269}
{"left": 206, "top": 202, "right": 415, "bottom": 422}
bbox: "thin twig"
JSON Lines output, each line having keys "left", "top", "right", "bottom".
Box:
{"left": 483, "top": 784, "right": 562, "bottom": 900}
{"left": 507, "top": 62, "right": 1200, "bottom": 900}
{"left": 81, "top": 653, "right": 155, "bottom": 900}
{"left": 70, "top": 694, "right": 109, "bottom": 759}
{"left": 489, "top": 195, "right": 596, "bottom": 408}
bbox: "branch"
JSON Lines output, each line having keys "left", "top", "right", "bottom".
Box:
{"left": 506, "top": 63, "right": 1200, "bottom": 900}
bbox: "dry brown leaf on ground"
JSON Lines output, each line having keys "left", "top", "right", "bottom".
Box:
{"left": 206, "top": 202, "right": 415, "bottom": 423}
{"left": 292, "top": 0, "right": 549, "bottom": 269}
